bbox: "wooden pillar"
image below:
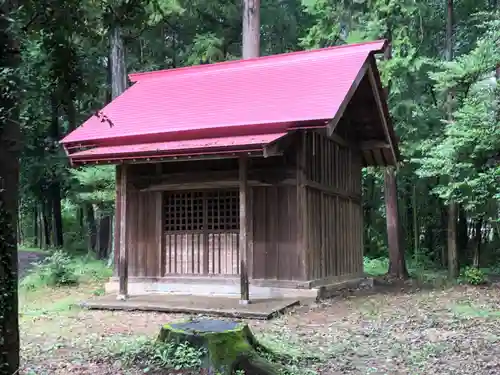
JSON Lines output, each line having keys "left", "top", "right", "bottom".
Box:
{"left": 239, "top": 156, "right": 250, "bottom": 304}
{"left": 117, "top": 164, "right": 128, "bottom": 300}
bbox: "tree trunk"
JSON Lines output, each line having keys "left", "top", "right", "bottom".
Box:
{"left": 51, "top": 182, "right": 64, "bottom": 247}
{"left": 86, "top": 203, "right": 97, "bottom": 252}
{"left": 0, "top": 0, "right": 21, "bottom": 371}
{"left": 448, "top": 202, "right": 459, "bottom": 278}
{"left": 385, "top": 167, "right": 408, "bottom": 278}
{"left": 50, "top": 94, "right": 63, "bottom": 247}
{"left": 33, "top": 205, "right": 38, "bottom": 247}
{"left": 42, "top": 200, "right": 51, "bottom": 249}
{"left": 241, "top": 0, "right": 260, "bottom": 302}
{"left": 445, "top": 0, "right": 459, "bottom": 278}
{"left": 109, "top": 23, "right": 128, "bottom": 271}
{"left": 110, "top": 25, "right": 127, "bottom": 100}
{"left": 382, "top": 41, "right": 407, "bottom": 278}
{"left": 458, "top": 207, "right": 468, "bottom": 261}
{"left": 242, "top": 0, "right": 260, "bottom": 59}
{"left": 472, "top": 219, "right": 482, "bottom": 268}
{"left": 412, "top": 184, "right": 419, "bottom": 254}
{"left": 97, "top": 215, "right": 111, "bottom": 259}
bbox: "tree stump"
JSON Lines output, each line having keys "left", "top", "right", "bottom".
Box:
{"left": 157, "top": 318, "right": 279, "bottom": 375}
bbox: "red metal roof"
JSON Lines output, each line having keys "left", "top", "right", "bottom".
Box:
{"left": 69, "top": 133, "right": 287, "bottom": 165}
{"left": 61, "top": 40, "right": 387, "bottom": 153}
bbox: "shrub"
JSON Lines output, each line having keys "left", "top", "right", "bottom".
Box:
{"left": 363, "top": 257, "right": 389, "bottom": 276}
{"left": 460, "top": 266, "right": 487, "bottom": 285}
{"left": 20, "top": 251, "right": 112, "bottom": 290}
{"left": 21, "top": 250, "right": 79, "bottom": 290}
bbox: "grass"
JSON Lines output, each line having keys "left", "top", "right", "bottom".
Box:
{"left": 18, "top": 250, "right": 500, "bottom": 374}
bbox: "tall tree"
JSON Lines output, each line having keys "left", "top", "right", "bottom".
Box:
{"left": 0, "top": 0, "right": 21, "bottom": 372}
{"left": 383, "top": 42, "right": 408, "bottom": 279}
{"left": 445, "top": 0, "right": 459, "bottom": 278}
{"left": 239, "top": 0, "right": 260, "bottom": 304}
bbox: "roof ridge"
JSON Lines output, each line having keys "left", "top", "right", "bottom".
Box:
{"left": 129, "top": 39, "right": 387, "bottom": 82}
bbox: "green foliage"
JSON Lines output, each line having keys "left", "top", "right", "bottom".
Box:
{"left": 20, "top": 251, "right": 111, "bottom": 290}
{"left": 363, "top": 257, "right": 389, "bottom": 276}
{"left": 103, "top": 337, "right": 206, "bottom": 372}
{"left": 459, "top": 266, "right": 487, "bottom": 286}
{"left": 21, "top": 250, "right": 78, "bottom": 289}
{"left": 70, "top": 166, "right": 115, "bottom": 210}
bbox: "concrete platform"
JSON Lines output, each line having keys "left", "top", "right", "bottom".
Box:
{"left": 81, "top": 294, "right": 300, "bottom": 320}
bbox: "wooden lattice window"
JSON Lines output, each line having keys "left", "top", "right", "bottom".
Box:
{"left": 164, "top": 190, "right": 239, "bottom": 232}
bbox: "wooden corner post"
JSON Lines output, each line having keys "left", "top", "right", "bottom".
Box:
{"left": 117, "top": 163, "right": 129, "bottom": 300}
{"left": 239, "top": 155, "right": 250, "bottom": 304}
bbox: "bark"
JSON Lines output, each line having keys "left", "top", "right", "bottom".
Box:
{"left": 240, "top": 0, "right": 260, "bottom": 302}
{"left": 447, "top": 202, "right": 459, "bottom": 278}
{"left": 42, "top": 200, "right": 51, "bottom": 249}
{"left": 86, "top": 203, "right": 97, "bottom": 252}
{"left": 50, "top": 94, "right": 63, "bottom": 247}
{"left": 50, "top": 182, "right": 64, "bottom": 247}
{"left": 385, "top": 167, "right": 408, "bottom": 278}
{"left": 445, "top": 0, "right": 459, "bottom": 278}
{"left": 0, "top": 0, "right": 21, "bottom": 371}
{"left": 242, "top": 0, "right": 260, "bottom": 59}
{"left": 33, "top": 205, "right": 38, "bottom": 247}
{"left": 382, "top": 41, "right": 407, "bottom": 278}
{"left": 458, "top": 207, "right": 468, "bottom": 258}
{"left": 110, "top": 25, "right": 127, "bottom": 100}
{"left": 472, "top": 219, "right": 482, "bottom": 268}
{"left": 97, "top": 215, "right": 111, "bottom": 259}
{"left": 110, "top": 23, "right": 127, "bottom": 269}
{"left": 412, "top": 185, "right": 419, "bottom": 254}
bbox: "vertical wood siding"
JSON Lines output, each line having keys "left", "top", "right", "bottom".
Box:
{"left": 252, "top": 185, "right": 302, "bottom": 280}
{"left": 299, "top": 131, "right": 364, "bottom": 281}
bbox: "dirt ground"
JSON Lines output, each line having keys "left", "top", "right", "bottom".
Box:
{"left": 20, "top": 281, "right": 500, "bottom": 375}
{"left": 18, "top": 250, "right": 47, "bottom": 278}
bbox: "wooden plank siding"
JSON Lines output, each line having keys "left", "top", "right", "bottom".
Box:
{"left": 298, "top": 130, "right": 364, "bottom": 282}
{"left": 252, "top": 185, "right": 302, "bottom": 280}
{"left": 113, "top": 129, "right": 364, "bottom": 287}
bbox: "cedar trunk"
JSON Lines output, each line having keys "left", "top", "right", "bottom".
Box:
{"left": 385, "top": 167, "right": 408, "bottom": 278}
{"left": 0, "top": 0, "right": 21, "bottom": 372}
{"left": 240, "top": 0, "right": 260, "bottom": 302}
{"left": 382, "top": 41, "right": 407, "bottom": 278}
{"left": 445, "top": 0, "right": 459, "bottom": 278}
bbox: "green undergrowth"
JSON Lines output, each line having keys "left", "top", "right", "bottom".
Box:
{"left": 20, "top": 250, "right": 112, "bottom": 291}
{"left": 98, "top": 333, "right": 323, "bottom": 375}
{"left": 364, "top": 256, "right": 500, "bottom": 287}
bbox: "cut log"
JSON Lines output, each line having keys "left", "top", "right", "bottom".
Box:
{"left": 158, "top": 318, "right": 279, "bottom": 375}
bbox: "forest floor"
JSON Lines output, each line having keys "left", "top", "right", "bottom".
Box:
{"left": 19, "top": 277, "right": 500, "bottom": 375}
{"left": 18, "top": 248, "right": 48, "bottom": 278}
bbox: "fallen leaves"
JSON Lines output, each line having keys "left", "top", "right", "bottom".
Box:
{"left": 19, "top": 284, "right": 500, "bottom": 374}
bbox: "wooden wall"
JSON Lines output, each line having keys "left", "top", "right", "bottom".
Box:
{"left": 114, "top": 130, "right": 364, "bottom": 285}
{"left": 114, "top": 166, "right": 163, "bottom": 278}
{"left": 298, "top": 130, "right": 364, "bottom": 282}
{"left": 252, "top": 185, "right": 303, "bottom": 280}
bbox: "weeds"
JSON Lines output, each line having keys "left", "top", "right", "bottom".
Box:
{"left": 101, "top": 336, "right": 206, "bottom": 372}
{"left": 20, "top": 250, "right": 112, "bottom": 290}
{"left": 459, "top": 266, "right": 487, "bottom": 285}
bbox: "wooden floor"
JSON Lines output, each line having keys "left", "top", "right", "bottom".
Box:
{"left": 81, "top": 294, "right": 300, "bottom": 319}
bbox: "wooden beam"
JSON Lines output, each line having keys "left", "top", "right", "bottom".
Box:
{"left": 139, "top": 168, "right": 296, "bottom": 191}
{"left": 117, "top": 164, "right": 128, "bottom": 300}
{"left": 239, "top": 155, "right": 250, "bottom": 304}
{"left": 366, "top": 62, "right": 398, "bottom": 165}
{"left": 327, "top": 59, "right": 370, "bottom": 137}
{"left": 359, "top": 140, "right": 391, "bottom": 151}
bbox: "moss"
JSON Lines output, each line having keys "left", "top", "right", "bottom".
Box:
{"left": 158, "top": 319, "right": 279, "bottom": 374}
